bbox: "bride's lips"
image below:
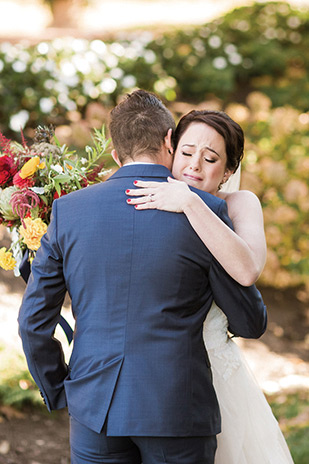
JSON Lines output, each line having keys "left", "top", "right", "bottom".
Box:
{"left": 183, "top": 173, "right": 203, "bottom": 182}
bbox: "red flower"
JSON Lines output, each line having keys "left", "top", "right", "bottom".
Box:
{"left": 0, "top": 170, "right": 10, "bottom": 185}
{"left": 0, "top": 155, "right": 12, "bottom": 169}
{"left": 0, "top": 155, "right": 18, "bottom": 186}
{"left": 81, "top": 177, "right": 89, "bottom": 188}
{"left": 13, "top": 172, "right": 35, "bottom": 188}
{"left": 53, "top": 190, "right": 68, "bottom": 199}
{"left": 6, "top": 220, "right": 16, "bottom": 227}
{"left": 86, "top": 162, "right": 105, "bottom": 182}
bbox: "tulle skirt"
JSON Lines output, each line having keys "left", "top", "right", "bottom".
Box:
{"left": 204, "top": 304, "right": 294, "bottom": 464}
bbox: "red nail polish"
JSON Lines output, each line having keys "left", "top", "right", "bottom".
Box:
{"left": 127, "top": 199, "right": 131, "bottom": 203}
{"left": 126, "top": 189, "right": 130, "bottom": 193}
{"left": 135, "top": 205, "right": 139, "bottom": 209}
{"left": 134, "top": 181, "right": 138, "bottom": 185}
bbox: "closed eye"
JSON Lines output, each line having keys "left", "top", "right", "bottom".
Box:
{"left": 204, "top": 157, "right": 216, "bottom": 163}
{"left": 181, "top": 151, "right": 192, "bottom": 157}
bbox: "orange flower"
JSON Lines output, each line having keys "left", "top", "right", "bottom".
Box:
{"left": 20, "top": 157, "right": 45, "bottom": 179}
{"left": 19, "top": 217, "right": 48, "bottom": 251}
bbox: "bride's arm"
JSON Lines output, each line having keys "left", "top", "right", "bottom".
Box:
{"left": 183, "top": 189, "right": 266, "bottom": 286}
{"left": 126, "top": 178, "right": 266, "bottom": 286}
{"left": 223, "top": 190, "right": 266, "bottom": 284}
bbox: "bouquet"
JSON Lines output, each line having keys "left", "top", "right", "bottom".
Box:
{"left": 0, "top": 125, "right": 111, "bottom": 274}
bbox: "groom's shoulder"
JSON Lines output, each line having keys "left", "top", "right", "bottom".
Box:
{"left": 55, "top": 182, "right": 105, "bottom": 208}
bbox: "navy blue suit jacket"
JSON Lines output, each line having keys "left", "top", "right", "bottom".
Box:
{"left": 18, "top": 164, "right": 267, "bottom": 436}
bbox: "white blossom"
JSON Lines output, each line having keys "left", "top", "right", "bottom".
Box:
{"left": 50, "top": 164, "right": 63, "bottom": 174}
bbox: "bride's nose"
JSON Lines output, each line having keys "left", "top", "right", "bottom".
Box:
{"left": 189, "top": 156, "right": 201, "bottom": 171}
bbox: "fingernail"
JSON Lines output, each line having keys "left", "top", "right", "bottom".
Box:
{"left": 126, "top": 189, "right": 130, "bottom": 193}
{"left": 134, "top": 181, "right": 138, "bottom": 185}
{"left": 135, "top": 205, "right": 139, "bottom": 209}
{"left": 127, "top": 199, "right": 131, "bottom": 203}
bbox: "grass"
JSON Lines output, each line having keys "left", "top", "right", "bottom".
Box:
{"left": 0, "top": 344, "right": 42, "bottom": 409}
{"left": 267, "top": 391, "right": 309, "bottom": 464}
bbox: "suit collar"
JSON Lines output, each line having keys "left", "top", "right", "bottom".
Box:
{"left": 107, "top": 164, "right": 173, "bottom": 180}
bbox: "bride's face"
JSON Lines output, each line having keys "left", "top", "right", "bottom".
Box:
{"left": 172, "top": 122, "right": 231, "bottom": 195}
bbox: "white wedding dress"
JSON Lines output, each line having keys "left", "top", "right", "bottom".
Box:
{"left": 203, "top": 169, "right": 294, "bottom": 463}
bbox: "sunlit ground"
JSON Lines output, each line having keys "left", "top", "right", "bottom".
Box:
{"left": 0, "top": 0, "right": 308, "bottom": 39}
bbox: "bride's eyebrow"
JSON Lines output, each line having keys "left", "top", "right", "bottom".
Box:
{"left": 203, "top": 146, "right": 221, "bottom": 157}
{"left": 181, "top": 143, "right": 195, "bottom": 149}
{"left": 181, "top": 143, "right": 221, "bottom": 158}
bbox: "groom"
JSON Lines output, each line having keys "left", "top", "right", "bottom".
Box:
{"left": 18, "top": 90, "right": 267, "bottom": 464}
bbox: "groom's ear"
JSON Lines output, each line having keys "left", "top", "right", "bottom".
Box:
{"left": 111, "top": 149, "right": 122, "bottom": 167}
{"left": 164, "top": 128, "right": 174, "bottom": 155}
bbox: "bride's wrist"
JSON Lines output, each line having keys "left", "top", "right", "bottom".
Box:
{"left": 182, "top": 192, "right": 203, "bottom": 215}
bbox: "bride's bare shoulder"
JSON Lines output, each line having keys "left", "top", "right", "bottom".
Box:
{"left": 218, "top": 190, "right": 262, "bottom": 219}
{"left": 218, "top": 190, "right": 260, "bottom": 205}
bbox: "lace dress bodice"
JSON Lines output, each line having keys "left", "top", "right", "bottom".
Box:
{"left": 203, "top": 302, "right": 241, "bottom": 382}
{"left": 203, "top": 303, "right": 228, "bottom": 348}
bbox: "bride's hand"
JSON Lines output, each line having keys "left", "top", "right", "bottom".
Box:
{"left": 125, "top": 177, "right": 194, "bottom": 212}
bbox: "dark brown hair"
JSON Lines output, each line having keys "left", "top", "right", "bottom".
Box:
{"left": 109, "top": 89, "right": 175, "bottom": 164}
{"left": 174, "top": 110, "right": 244, "bottom": 172}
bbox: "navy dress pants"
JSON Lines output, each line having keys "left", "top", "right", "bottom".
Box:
{"left": 70, "top": 416, "right": 217, "bottom": 464}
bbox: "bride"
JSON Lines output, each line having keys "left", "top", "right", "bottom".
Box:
{"left": 125, "top": 109, "right": 294, "bottom": 463}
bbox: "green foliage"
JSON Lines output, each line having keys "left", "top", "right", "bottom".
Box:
{"left": 287, "top": 427, "right": 309, "bottom": 464}
{"left": 84, "top": 125, "right": 112, "bottom": 165}
{"left": 0, "top": 2, "right": 308, "bottom": 288}
{"left": 225, "top": 93, "right": 309, "bottom": 288}
{"left": 148, "top": 1, "right": 309, "bottom": 106}
{"left": 0, "top": 345, "right": 42, "bottom": 409}
{"left": 1, "top": 2, "right": 309, "bottom": 138}
{"left": 268, "top": 392, "right": 309, "bottom": 464}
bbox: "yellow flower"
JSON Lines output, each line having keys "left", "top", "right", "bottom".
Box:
{"left": 20, "top": 157, "right": 45, "bottom": 179}
{"left": 0, "top": 247, "right": 16, "bottom": 271}
{"left": 19, "top": 217, "right": 48, "bottom": 251}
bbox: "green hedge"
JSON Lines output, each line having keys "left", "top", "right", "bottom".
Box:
{"left": 152, "top": 1, "right": 309, "bottom": 107}
{"left": 0, "top": 1, "right": 308, "bottom": 288}
{"left": 1, "top": 1, "right": 309, "bottom": 137}
{"left": 226, "top": 93, "right": 309, "bottom": 288}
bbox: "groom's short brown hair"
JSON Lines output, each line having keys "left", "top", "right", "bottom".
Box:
{"left": 109, "top": 89, "right": 175, "bottom": 164}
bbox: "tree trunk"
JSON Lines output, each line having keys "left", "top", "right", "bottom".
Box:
{"left": 49, "top": 0, "right": 83, "bottom": 28}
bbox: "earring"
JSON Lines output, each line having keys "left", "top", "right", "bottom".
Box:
{"left": 218, "top": 173, "right": 228, "bottom": 191}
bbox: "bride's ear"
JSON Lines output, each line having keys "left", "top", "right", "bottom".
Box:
{"left": 111, "top": 149, "right": 122, "bottom": 167}
{"left": 218, "top": 170, "right": 233, "bottom": 190}
{"left": 222, "top": 170, "right": 233, "bottom": 184}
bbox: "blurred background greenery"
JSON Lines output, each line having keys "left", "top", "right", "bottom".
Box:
{"left": 0, "top": 0, "right": 308, "bottom": 289}
{"left": 0, "top": 1, "right": 308, "bottom": 462}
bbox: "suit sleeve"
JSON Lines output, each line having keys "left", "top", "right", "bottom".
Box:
{"left": 18, "top": 200, "right": 68, "bottom": 410}
{"left": 208, "top": 200, "right": 267, "bottom": 339}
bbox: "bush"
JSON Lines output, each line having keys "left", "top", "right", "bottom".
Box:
{"left": 1, "top": 2, "right": 309, "bottom": 138}
{"left": 0, "top": 2, "right": 308, "bottom": 288}
{"left": 157, "top": 1, "right": 309, "bottom": 107}
{"left": 225, "top": 92, "right": 309, "bottom": 288}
